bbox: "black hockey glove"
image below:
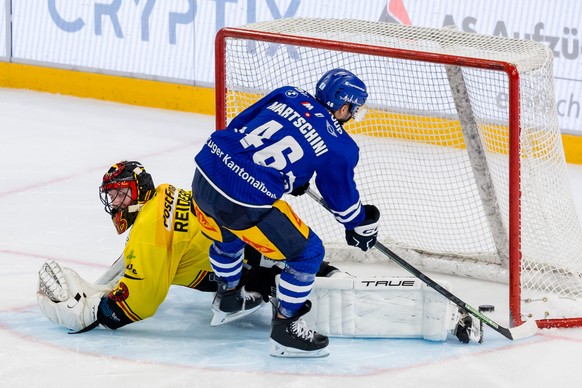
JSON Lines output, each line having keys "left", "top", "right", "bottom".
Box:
{"left": 454, "top": 309, "right": 474, "bottom": 344}
{"left": 345, "top": 204, "right": 380, "bottom": 251}
{"left": 289, "top": 182, "right": 310, "bottom": 197}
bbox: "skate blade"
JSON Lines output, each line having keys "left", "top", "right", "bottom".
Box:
{"left": 210, "top": 304, "right": 262, "bottom": 326}
{"left": 268, "top": 339, "right": 330, "bottom": 358}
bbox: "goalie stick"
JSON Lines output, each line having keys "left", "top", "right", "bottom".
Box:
{"left": 305, "top": 189, "right": 538, "bottom": 341}
{"left": 94, "top": 254, "right": 124, "bottom": 286}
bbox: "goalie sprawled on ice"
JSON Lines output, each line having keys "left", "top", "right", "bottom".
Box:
{"left": 36, "top": 159, "right": 479, "bottom": 350}
{"left": 38, "top": 252, "right": 480, "bottom": 344}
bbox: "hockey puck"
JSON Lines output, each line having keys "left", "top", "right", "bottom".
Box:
{"left": 478, "top": 304, "right": 495, "bottom": 313}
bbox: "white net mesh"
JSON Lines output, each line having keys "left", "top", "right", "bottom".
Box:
{"left": 219, "top": 18, "right": 582, "bottom": 324}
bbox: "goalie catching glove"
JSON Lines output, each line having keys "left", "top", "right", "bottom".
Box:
{"left": 345, "top": 204, "right": 380, "bottom": 251}
{"left": 37, "top": 259, "right": 111, "bottom": 332}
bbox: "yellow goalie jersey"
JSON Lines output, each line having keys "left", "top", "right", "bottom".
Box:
{"left": 98, "top": 184, "right": 214, "bottom": 329}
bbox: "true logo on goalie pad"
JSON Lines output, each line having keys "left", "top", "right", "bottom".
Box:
{"left": 355, "top": 278, "right": 421, "bottom": 290}
{"left": 306, "top": 276, "right": 454, "bottom": 340}
{"left": 359, "top": 279, "right": 417, "bottom": 287}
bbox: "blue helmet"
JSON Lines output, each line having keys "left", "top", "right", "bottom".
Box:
{"left": 315, "top": 69, "right": 368, "bottom": 116}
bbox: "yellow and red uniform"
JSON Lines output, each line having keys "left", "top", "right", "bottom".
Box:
{"left": 98, "top": 184, "right": 214, "bottom": 329}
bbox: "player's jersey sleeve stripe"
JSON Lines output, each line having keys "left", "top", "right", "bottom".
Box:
{"left": 331, "top": 201, "right": 362, "bottom": 224}
{"left": 117, "top": 301, "right": 142, "bottom": 322}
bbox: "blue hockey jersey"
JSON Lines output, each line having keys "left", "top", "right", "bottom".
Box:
{"left": 195, "top": 86, "right": 365, "bottom": 230}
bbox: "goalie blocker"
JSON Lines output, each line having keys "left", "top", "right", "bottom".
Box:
{"left": 300, "top": 273, "right": 479, "bottom": 342}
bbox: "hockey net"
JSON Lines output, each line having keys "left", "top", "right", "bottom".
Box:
{"left": 215, "top": 18, "right": 582, "bottom": 328}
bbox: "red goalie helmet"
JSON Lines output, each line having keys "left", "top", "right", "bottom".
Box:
{"left": 99, "top": 161, "right": 155, "bottom": 234}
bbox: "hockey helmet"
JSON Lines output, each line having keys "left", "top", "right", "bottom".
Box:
{"left": 99, "top": 161, "right": 155, "bottom": 234}
{"left": 315, "top": 69, "right": 368, "bottom": 121}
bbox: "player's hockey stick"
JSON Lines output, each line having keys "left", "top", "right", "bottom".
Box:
{"left": 306, "top": 189, "right": 538, "bottom": 341}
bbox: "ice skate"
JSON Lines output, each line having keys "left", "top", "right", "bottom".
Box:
{"left": 270, "top": 300, "right": 329, "bottom": 358}
{"left": 210, "top": 283, "right": 263, "bottom": 326}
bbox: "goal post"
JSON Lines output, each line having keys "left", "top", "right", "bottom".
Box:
{"left": 215, "top": 18, "right": 582, "bottom": 329}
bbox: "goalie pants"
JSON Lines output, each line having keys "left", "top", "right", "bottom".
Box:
{"left": 192, "top": 169, "right": 325, "bottom": 317}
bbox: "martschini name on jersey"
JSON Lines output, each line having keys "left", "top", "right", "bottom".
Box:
{"left": 266, "top": 101, "right": 329, "bottom": 157}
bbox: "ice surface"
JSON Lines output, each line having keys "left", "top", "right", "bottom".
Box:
{"left": 1, "top": 89, "right": 582, "bottom": 387}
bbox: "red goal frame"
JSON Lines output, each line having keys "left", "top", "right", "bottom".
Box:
{"left": 214, "top": 25, "right": 579, "bottom": 329}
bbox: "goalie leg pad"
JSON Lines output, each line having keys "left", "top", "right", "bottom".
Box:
{"left": 37, "top": 260, "right": 110, "bottom": 331}
{"left": 303, "top": 274, "right": 457, "bottom": 341}
{"left": 423, "top": 286, "right": 459, "bottom": 341}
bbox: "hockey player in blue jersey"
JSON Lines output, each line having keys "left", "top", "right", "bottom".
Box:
{"left": 191, "top": 69, "right": 380, "bottom": 358}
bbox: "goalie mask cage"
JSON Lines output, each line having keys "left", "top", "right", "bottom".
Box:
{"left": 215, "top": 18, "right": 582, "bottom": 329}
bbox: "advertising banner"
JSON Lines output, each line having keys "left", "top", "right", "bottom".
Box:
{"left": 11, "top": 0, "right": 196, "bottom": 81}
{"left": 0, "top": 0, "right": 7, "bottom": 59}
{"left": 10, "top": 0, "right": 386, "bottom": 85}
{"left": 6, "top": 0, "right": 582, "bottom": 133}
{"left": 197, "top": 0, "right": 582, "bottom": 133}
{"left": 192, "top": 0, "right": 387, "bottom": 83}
{"left": 402, "top": 0, "right": 582, "bottom": 133}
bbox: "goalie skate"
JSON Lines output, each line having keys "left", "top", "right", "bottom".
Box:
{"left": 210, "top": 284, "right": 263, "bottom": 326}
